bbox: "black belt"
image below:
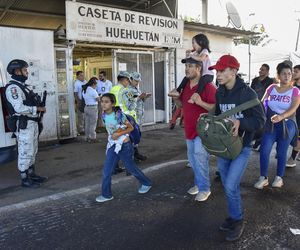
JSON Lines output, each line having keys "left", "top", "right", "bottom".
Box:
{"left": 17, "top": 115, "right": 40, "bottom": 122}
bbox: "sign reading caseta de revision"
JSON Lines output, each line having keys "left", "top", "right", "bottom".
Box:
{"left": 66, "top": 1, "right": 183, "bottom": 48}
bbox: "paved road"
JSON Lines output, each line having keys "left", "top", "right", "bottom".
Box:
{"left": 1, "top": 155, "right": 300, "bottom": 250}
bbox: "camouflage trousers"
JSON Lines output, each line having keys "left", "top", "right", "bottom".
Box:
{"left": 16, "top": 120, "right": 39, "bottom": 172}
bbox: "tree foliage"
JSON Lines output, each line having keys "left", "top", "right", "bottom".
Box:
{"left": 233, "top": 24, "right": 273, "bottom": 47}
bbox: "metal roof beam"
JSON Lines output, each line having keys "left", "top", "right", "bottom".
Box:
{"left": 0, "top": 7, "right": 65, "bottom": 18}
{"left": 0, "top": 0, "right": 18, "bottom": 21}
{"left": 130, "top": 0, "right": 148, "bottom": 9}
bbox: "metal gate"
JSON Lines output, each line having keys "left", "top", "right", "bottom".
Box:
{"left": 113, "top": 50, "right": 155, "bottom": 125}
{"left": 55, "top": 47, "right": 76, "bottom": 139}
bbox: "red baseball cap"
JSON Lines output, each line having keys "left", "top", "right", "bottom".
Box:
{"left": 208, "top": 55, "right": 240, "bottom": 71}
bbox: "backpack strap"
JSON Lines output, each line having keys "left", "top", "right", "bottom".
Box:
{"left": 214, "top": 98, "right": 260, "bottom": 121}
{"left": 101, "top": 112, "right": 106, "bottom": 124}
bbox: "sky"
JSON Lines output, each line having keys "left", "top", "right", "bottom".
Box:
{"left": 178, "top": 0, "right": 300, "bottom": 52}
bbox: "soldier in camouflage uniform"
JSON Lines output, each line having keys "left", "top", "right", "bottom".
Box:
{"left": 4, "top": 59, "right": 47, "bottom": 188}
{"left": 110, "top": 71, "right": 136, "bottom": 119}
{"left": 129, "top": 72, "right": 151, "bottom": 161}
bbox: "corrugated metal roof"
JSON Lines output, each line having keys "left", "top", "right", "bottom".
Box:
{"left": 184, "top": 21, "right": 258, "bottom": 37}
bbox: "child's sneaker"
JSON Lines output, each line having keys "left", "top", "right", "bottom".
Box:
{"left": 254, "top": 176, "right": 269, "bottom": 189}
{"left": 272, "top": 176, "right": 283, "bottom": 188}
{"left": 95, "top": 195, "right": 114, "bottom": 203}
{"left": 138, "top": 185, "right": 152, "bottom": 194}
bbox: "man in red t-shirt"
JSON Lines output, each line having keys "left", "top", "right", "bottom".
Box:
{"left": 174, "top": 57, "right": 216, "bottom": 202}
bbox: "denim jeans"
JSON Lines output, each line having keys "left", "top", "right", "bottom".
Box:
{"left": 217, "top": 147, "right": 252, "bottom": 220}
{"left": 101, "top": 142, "right": 152, "bottom": 198}
{"left": 186, "top": 136, "right": 210, "bottom": 192}
{"left": 260, "top": 120, "right": 296, "bottom": 177}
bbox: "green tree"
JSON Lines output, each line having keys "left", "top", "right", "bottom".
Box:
{"left": 234, "top": 24, "right": 273, "bottom": 47}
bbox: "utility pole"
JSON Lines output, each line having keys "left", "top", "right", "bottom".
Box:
{"left": 296, "top": 18, "right": 300, "bottom": 51}
{"left": 295, "top": 11, "right": 300, "bottom": 51}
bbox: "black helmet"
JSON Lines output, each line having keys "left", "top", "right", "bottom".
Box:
{"left": 7, "top": 59, "right": 28, "bottom": 75}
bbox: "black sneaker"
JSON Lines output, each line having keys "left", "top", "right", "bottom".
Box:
{"left": 169, "top": 124, "right": 175, "bottom": 130}
{"left": 219, "top": 217, "right": 234, "bottom": 231}
{"left": 21, "top": 178, "right": 41, "bottom": 188}
{"left": 29, "top": 173, "right": 48, "bottom": 183}
{"left": 225, "top": 219, "right": 244, "bottom": 242}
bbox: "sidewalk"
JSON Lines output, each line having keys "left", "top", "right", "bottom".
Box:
{"left": 0, "top": 127, "right": 188, "bottom": 208}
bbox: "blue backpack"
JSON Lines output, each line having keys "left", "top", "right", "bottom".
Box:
{"left": 102, "top": 110, "right": 141, "bottom": 145}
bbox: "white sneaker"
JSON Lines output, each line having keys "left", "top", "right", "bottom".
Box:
{"left": 286, "top": 157, "right": 296, "bottom": 168}
{"left": 187, "top": 185, "right": 199, "bottom": 195}
{"left": 254, "top": 176, "right": 269, "bottom": 189}
{"left": 95, "top": 195, "right": 114, "bottom": 203}
{"left": 138, "top": 185, "right": 152, "bottom": 194}
{"left": 272, "top": 176, "right": 283, "bottom": 188}
{"left": 195, "top": 191, "right": 211, "bottom": 202}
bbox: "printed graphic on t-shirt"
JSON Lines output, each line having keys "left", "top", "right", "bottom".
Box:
{"left": 219, "top": 104, "right": 244, "bottom": 119}
{"left": 267, "top": 87, "right": 296, "bottom": 114}
{"left": 269, "top": 94, "right": 291, "bottom": 103}
{"left": 104, "top": 112, "right": 127, "bottom": 135}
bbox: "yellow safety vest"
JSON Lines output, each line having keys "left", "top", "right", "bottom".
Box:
{"left": 110, "top": 84, "right": 137, "bottom": 122}
{"left": 110, "top": 84, "right": 128, "bottom": 112}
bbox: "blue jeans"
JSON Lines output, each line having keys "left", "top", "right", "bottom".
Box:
{"left": 217, "top": 147, "right": 252, "bottom": 220}
{"left": 101, "top": 142, "right": 152, "bottom": 198}
{"left": 186, "top": 136, "right": 210, "bottom": 192}
{"left": 260, "top": 120, "right": 296, "bottom": 177}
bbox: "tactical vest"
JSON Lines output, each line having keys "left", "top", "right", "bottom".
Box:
{"left": 4, "top": 80, "right": 41, "bottom": 116}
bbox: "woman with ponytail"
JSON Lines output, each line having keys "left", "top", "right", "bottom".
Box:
{"left": 82, "top": 77, "right": 100, "bottom": 142}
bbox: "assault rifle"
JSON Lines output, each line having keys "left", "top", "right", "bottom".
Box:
{"left": 38, "top": 90, "right": 47, "bottom": 135}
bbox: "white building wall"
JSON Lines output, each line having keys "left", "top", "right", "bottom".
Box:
{"left": 0, "top": 26, "right": 57, "bottom": 141}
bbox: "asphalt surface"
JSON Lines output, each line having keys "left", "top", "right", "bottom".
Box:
{"left": 0, "top": 128, "right": 300, "bottom": 249}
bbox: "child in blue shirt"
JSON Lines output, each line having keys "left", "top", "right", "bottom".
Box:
{"left": 96, "top": 93, "right": 152, "bottom": 203}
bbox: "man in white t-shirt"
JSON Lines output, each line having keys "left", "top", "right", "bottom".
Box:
{"left": 73, "top": 71, "right": 87, "bottom": 134}
{"left": 96, "top": 71, "right": 112, "bottom": 130}
{"left": 96, "top": 71, "right": 112, "bottom": 95}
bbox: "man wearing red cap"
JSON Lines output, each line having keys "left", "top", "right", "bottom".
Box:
{"left": 209, "top": 55, "right": 265, "bottom": 241}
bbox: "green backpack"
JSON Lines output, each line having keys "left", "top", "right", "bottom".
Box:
{"left": 197, "top": 98, "right": 260, "bottom": 159}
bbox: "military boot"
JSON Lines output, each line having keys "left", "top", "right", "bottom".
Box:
{"left": 113, "top": 163, "right": 125, "bottom": 175}
{"left": 134, "top": 147, "right": 147, "bottom": 162}
{"left": 20, "top": 171, "right": 40, "bottom": 188}
{"left": 28, "top": 165, "right": 48, "bottom": 183}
